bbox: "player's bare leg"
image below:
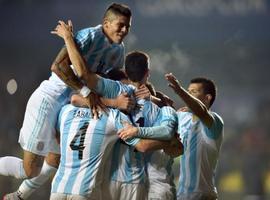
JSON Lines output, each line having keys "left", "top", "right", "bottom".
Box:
{"left": 3, "top": 152, "right": 60, "bottom": 200}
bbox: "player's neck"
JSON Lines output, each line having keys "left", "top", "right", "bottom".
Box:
{"left": 129, "top": 81, "right": 142, "bottom": 89}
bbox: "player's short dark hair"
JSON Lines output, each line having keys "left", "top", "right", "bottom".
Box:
{"left": 107, "top": 69, "right": 127, "bottom": 81}
{"left": 190, "top": 77, "right": 217, "bottom": 107}
{"left": 125, "top": 51, "right": 149, "bottom": 82}
{"left": 103, "top": 3, "right": 132, "bottom": 21}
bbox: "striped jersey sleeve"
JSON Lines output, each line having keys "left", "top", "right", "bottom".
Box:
{"left": 137, "top": 106, "right": 177, "bottom": 140}
{"left": 95, "top": 77, "right": 135, "bottom": 98}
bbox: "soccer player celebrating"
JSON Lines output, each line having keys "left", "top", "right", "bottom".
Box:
{"left": 1, "top": 3, "right": 132, "bottom": 200}
{"left": 52, "top": 18, "right": 183, "bottom": 199}
{"left": 165, "top": 73, "right": 224, "bottom": 200}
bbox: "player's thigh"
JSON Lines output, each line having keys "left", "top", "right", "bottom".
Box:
{"left": 23, "top": 150, "right": 44, "bottom": 177}
{"left": 50, "top": 193, "right": 67, "bottom": 200}
{"left": 148, "top": 183, "right": 176, "bottom": 200}
{"left": 19, "top": 90, "right": 62, "bottom": 156}
{"left": 120, "top": 182, "right": 146, "bottom": 200}
{"left": 101, "top": 180, "right": 120, "bottom": 200}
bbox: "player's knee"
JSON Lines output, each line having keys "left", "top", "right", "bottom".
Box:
{"left": 45, "top": 152, "right": 60, "bottom": 168}
{"left": 23, "top": 163, "right": 42, "bottom": 178}
{"left": 23, "top": 152, "right": 44, "bottom": 178}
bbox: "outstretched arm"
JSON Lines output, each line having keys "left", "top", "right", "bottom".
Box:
{"left": 51, "top": 47, "right": 84, "bottom": 91}
{"left": 51, "top": 20, "right": 99, "bottom": 90}
{"left": 165, "top": 73, "right": 214, "bottom": 128}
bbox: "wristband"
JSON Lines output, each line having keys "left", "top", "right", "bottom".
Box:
{"left": 79, "top": 86, "right": 91, "bottom": 98}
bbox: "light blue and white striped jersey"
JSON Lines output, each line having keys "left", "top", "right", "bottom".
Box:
{"left": 44, "top": 24, "right": 125, "bottom": 99}
{"left": 74, "top": 25, "right": 125, "bottom": 74}
{"left": 143, "top": 106, "right": 178, "bottom": 193}
{"left": 51, "top": 104, "right": 139, "bottom": 197}
{"left": 177, "top": 111, "right": 224, "bottom": 197}
{"left": 95, "top": 78, "right": 163, "bottom": 183}
{"left": 109, "top": 99, "right": 162, "bottom": 183}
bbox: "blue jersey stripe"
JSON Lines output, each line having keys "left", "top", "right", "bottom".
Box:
{"left": 188, "top": 133, "right": 198, "bottom": 192}
{"left": 52, "top": 108, "right": 75, "bottom": 192}
{"left": 178, "top": 154, "right": 186, "bottom": 194}
{"left": 80, "top": 115, "right": 108, "bottom": 193}
{"left": 110, "top": 141, "right": 121, "bottom": 180}
{"left": 64, "top": 118, "right": 87, "bottom": 193}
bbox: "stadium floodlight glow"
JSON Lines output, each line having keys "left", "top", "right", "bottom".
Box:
{"left": 6, "top": 78, "right": 17, "bottom": 95}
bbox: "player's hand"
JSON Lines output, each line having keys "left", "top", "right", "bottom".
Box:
{"left": 135, "top": 84, "right": 151, "bottom": 100}
{"left": 156, "top": 91, "right": 175, "bottom": 108}
{"left": 165, "top": 73, "right": 182, "bottom": 94}
{"left": 51, "top": 20, "right": 73, "bottom": 40}
{"left": 164, "top": 134, "right": 184, "bottom": 157}
{"left": 115, "top": 93, "right": 136, "bottom": 112}
{"left": 178, "top": 106, "right": 189, "bottom": 112}
{"left": 118, "top": 122, "right": 138, "bottom": 140}
{"left": 70, "top": 94, "right": 88, "bottom": 108}
{"left": 87, "top": 92, "right": 108, "bottom": 119}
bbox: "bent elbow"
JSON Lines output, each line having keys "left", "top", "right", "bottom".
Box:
{"left": 135, "top": 143, "right": 148, "bottom": 153}
{"left": 51, "top": 63, "right": 58, "bottom": 73}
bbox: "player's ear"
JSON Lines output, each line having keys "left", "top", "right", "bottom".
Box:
{"left": 103, "top": 18, "right": 110, "bottom": 29}
{"left": 205, "top": 94, "right": 212, "bottom": 105}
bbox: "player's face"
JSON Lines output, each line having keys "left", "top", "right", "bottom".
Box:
{"left": 103, "top": 15, "right": 131, "bottom": 44}
{"left": 188, "top": 83, "right": 208, "bottom": 105}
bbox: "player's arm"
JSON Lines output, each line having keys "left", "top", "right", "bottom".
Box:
{"left": 118, "top": 120, "right": 176, "bottom": 140}
{"left": 71, "top": 92, "right": 135, "bottom": 112}
{"left": 116, "top": 113, "right": 183, "bottom": 155}
{"left": 135, "top": 84, "right": 163, "bottom": 106}
{"left": 165, "top": 73, "right": 214, "bottom": 128}
{"left": 119, "top": 123, "right": 183, "bottom": 156}
{"left": 51, "top": 20, "right": 99, "bottom": 90}
{"left": 51, "top": 46, "right": 84, "bottom": 91}
{"left": 134, "top": 139, "right": 171, "bottom": 153}
{"left": 131, "top": 135, "right": 183, "bottom": 156}
{"left": 123, "top": 130, "right": 181, "bottom": 153}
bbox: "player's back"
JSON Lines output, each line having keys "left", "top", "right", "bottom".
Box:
{"left": 51, "top": 104, "right": 127, "bottom": 198}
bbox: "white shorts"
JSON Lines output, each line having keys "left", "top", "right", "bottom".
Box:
{"left": 50, "top": 193, "right": 88, "bottom": 200}
{"left": 102, "top": 180, "right": 146, "bottom": 200}
{"left": 177, "top": 192, "right": 217, "bottom": 200}
{"left": 147, "top": 180, "right": 176, "bottom": 200}
{"left": 18, "top": 86, "right": 69, "bottom": 156}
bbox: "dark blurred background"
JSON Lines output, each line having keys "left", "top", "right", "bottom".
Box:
{"left": 0, "top": 0, "right": 270, "bottom": 199}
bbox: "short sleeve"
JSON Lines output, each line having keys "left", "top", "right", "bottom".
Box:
{"left": 205, "top": 112, "right": 224, "bottom": 140}
{"left": 74, "top": 28, "right": 94, "bottom": 55}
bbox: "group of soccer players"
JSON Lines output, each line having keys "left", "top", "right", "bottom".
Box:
{"left": 0, "top": 2, "right": 224, "bottom": 200}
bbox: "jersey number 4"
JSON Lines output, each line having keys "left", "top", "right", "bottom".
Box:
{"left": 70, "top": 122, "right": 89, "bottom": 160}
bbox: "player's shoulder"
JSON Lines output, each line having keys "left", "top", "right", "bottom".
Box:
{"left": 108, "top": 107, "right": 128, "bottom": 120}
{"left": 61, "top": 104, "right": 77, "bottom": 112}
{"left": 119, "top": 82, "right": 136, "bottom": 95}
{"left": 210, "top": 111, "right": 224, "bottom": 126}
{"left": 76, "top": 25, "right": 102, "bottom": 38}
{"left": 160, "top": 106, "right": 176, "bottom": 114}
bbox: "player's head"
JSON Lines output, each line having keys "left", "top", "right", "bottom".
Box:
{"left": 103, "top": 3, "right": 132, "bottom": 44}
{"left": 188, "top": 77, "right": 217, "bottom": 108}
{"left": 107, "top": 68, "right": 129, "bottom": 84}
{"left": 125, "top": 51, "right": 150, "bottom": 84}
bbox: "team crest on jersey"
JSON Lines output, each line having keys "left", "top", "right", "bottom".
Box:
{"left": 37, "top": 142, "right": 44, "bottom": 151}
